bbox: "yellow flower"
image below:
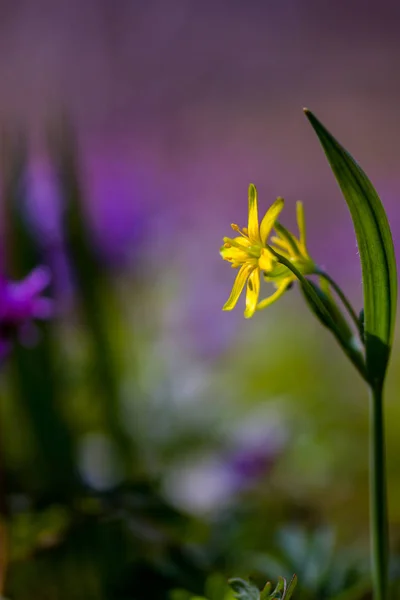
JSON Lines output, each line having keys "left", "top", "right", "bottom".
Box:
{"left": 220, "top": 184, "right": 284, "bottom": 318}
{"left": 261, "top": 201, "right": 316, "bottom": 309}
{"left": 221, "top": 187, "right": 317, "bottom": 317}
{"left": 271, "top": 201, "right": 312, "bottom": 266}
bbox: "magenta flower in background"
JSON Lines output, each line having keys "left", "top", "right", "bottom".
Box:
{"left": 0, "top": 266, "right": 53, "bottom": 360}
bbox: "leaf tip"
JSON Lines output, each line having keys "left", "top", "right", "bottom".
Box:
{"left": 303, "top": 108, "right": 316, "bottom": 125}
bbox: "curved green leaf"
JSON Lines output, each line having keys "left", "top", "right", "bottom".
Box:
{"left": 304, "top": 109, "right": 397, "bottom": 385}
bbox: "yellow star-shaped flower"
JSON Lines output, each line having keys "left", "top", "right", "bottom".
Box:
{"left": 220, "top": 185, "right": 316, "bottom": 317}
{"left": 220, "top": 184, "right": 284, "bottom": 318}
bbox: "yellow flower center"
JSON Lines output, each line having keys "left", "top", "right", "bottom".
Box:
{"left": 221, "top": 223, "right": 276, "bottom": 272}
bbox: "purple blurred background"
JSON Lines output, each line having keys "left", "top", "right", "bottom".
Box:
{"left": 1, "top": 0, "right": 400, "bottom": 348}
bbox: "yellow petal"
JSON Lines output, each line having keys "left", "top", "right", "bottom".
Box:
{"left": 270, "top": 236, "right": 289, "bottom": 251}
{"left": 260, "top": 197, "right": 284, "bottom": 245}
{"left": 256, "top": 280, "right": 291, "bottom": 311}
{"left": 223, "top": 263, "right": 255, "bottom": 311}
{"left": 244, "top": 269, "right": 260, "bottom": 318}
{"left": 258, "top": 248, "right": 276, "bottom": 272}
{"left": 231, "top": 236, "right": 252, "bottom": 247}
{"left": 220, "top": 246, "right": 233, "bottom": 262}
{"left": 223, "top": 236, "right": 252, "bottom": 250}
{"left": 296, "top": 201, "right": 306, "bottom": 249}
{"left": 247, "top": 184, "right": 260, "bottom": 243}
{"left": 221, "top": 235, "right": 253, "bottom": 262}
{"left": 221, "top": 246, "right": 251, "bottom": 264}
{"left": 274, "top": 222, "right": 300, "bottom": 256}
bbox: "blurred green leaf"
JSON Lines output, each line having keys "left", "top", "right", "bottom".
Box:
{"left": 10, "top": 505, "right": 71, "bottom": 561}
{"left": 1, "top": 129, "right": 78, "bottom": 497}
{"left": 250, "top": 527, "right": 366, "bottom": 600}
{"left": 305, "top": 109, "right": 397, "bottom": 385}
{"left": 170, "top": 591, "right": 194, "bottom": 600}
{"left": 329, "top": 579, "right": 372, "bottom": 600}
{"left": 274, "top": 575, "right": 297, "bottom": 600}
{"left": 229, "top": 578, "right": 260, "bottom": 600}
{"left": 283, "top": 575, "right": 297, "bottom": 600}
{"left": 48, "top": 117, "right": 133, "bottom": 474}
{"left": 259, "top": 581, "right": 272, "bottom": 600}
{"left": 205, "top": 573, "right": 232, "bottom": 600}
{"left": 229, "top": 576, "right": 296, "bottom": 600}
{"left": 170, "top": 573, "right": 234, "bottom": 600}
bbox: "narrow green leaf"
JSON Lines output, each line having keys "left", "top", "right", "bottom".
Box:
{"left": 260, "top": 582, "right": 272, "bottom": 600}
{"left": 304, "top": 109, "right": 397, "bottom": 384}
{"left": 282, "top": 575, "right": 297, "bottom": 600}
{"left": 48, "top": 116, "right": 134, "bottom": 475}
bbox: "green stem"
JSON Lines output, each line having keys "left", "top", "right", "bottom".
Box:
{"left": 316, "top": 269, "right": 362, "bottom": 337}
{"left": 370, "top": 383, "right": 388, "bottom": 600}
{"left": 267, "top": 247, "right": 368, "bottom": 381}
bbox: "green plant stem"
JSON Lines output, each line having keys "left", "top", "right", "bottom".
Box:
{"left": 316, "top": 269, "right": 362, "bottom": 337}
{"left": 267, "top": 247, "right": 368, "bottom": 381}
{"left": 370, "top": 383, "right": 388, "bottom": 600}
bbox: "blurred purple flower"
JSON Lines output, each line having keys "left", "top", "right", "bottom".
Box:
{"left": 226, "top": 440, "right": 279, "bottom": 490}
{"left": 223, "top": 413, "right": 288, "bottom": 493}
{"left": 165, "top": 419, "right": 287, "bottom": 515}
{"left": 0, "top": 266, "right": 53, "bottom": 360}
